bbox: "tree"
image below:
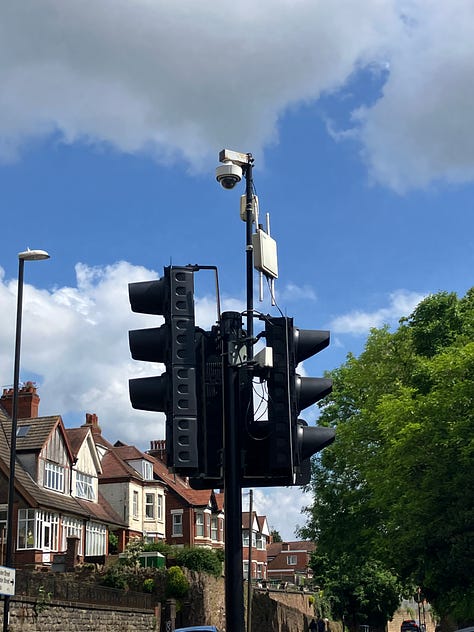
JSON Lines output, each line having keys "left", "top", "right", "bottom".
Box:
{"left": 300, "top": 290, "right": 474, "bottom": 622}
{"left": 270, "top": 529, "right": 282, "bottom": 543}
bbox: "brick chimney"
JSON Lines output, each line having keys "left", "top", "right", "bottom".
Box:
{"left": 0, "top": 381, "right": 40, "bottom": 419}
{"left": 82, "top": 412, "right": 102, "bottom": 436}
{"left": 148, "top": 439, "right": 167, "bottom": 464}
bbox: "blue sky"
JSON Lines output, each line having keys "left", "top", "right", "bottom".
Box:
{"left": 1, "top": 0, "right": 474, "bottom": 539}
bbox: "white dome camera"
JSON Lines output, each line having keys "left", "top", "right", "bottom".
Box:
{"left": 216, "top": 160, "right": 242, "bottom": 190}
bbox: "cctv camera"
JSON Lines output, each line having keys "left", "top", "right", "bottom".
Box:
{"left": 216, "top": 160, "right": 242, "bottom": 190}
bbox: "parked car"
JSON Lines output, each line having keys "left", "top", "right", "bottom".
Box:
{"left": 401, "top": 620, "right": 421, "bottom": 632}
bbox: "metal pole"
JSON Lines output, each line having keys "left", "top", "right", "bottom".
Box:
{"left": 246, "top": 489, "right": 253, "bottom": 632}
{"left": 222, "top": 312, "right": 245, "bottom": 632}
{"left": 3, "top": 257, "right": 25, "bottom": 632}
{"left": 244, "top": 157, "right": 254, "bottom": 361}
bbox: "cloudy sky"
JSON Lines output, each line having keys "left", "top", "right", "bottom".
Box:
{"left": 1, "top": 0, "right": 473, "bottom": 540}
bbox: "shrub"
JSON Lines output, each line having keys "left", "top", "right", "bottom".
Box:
{"left": 166, "top": 566, "right": 189, "bottom": 599}
{"left": 143, "top": 578, "right": 155, "bottom": 593}
{"left": 174, "top": 547, "right": 223, "bottom": 577}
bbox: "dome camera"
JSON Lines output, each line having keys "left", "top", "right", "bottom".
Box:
{"left": 216, "top": 160, "right": 242, "bottom": 190}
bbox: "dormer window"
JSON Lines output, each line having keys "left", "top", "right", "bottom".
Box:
{"left": 142, "top": 460, "right": 153, "bottom": 480}
{"left": 44, "top": 461, "right": 65, "bottom": 493}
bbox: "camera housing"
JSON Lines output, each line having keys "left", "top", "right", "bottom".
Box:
{"left": 216, "top": 160, "right": 242, "bottom": 190}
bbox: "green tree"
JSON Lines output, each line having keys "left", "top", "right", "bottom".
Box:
{"left": 270, "top": 529, "right": 283, "bottom": 543}
{"left": 300, "top": 290, "right": 474, "bottom": 622}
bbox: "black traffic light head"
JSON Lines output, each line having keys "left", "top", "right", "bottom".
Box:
{"left": 265, "top": 316, "right": 334, "bottom": 485}
{"left": 128, "top": 266, "right": 199, "bottom": 473}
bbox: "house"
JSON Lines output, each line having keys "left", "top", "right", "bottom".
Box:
{"left": 81, "top": 414, "right": 167, "bottom": 551}
{"left": 149, "top": 440, "right": 225, "bottom": 549}
{"left": 266, "top": 540, "right": 316, "bottom": 585}
{"left": 0, "top": 383, "right": 125, "bottom": 569}
{"left": 242, "top": 511, "right": 270, "bottom": 580}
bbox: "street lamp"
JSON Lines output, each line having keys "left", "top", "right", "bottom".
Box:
{"left": 3, "top": 249, "right": 50, "bottom": 632}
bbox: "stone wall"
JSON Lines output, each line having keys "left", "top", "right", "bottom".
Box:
{"left": 3, "top": 596, "right": 159, "bottom": 632}
{"left": 3, "top": 569, "right": 318, "bottom": 632}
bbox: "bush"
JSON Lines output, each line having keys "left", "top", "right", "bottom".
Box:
{"left": 166, "top": 566, "right": 189, "bottom": 599}
{"left": 174, "top": 547, "right": 223, "bottom": 578}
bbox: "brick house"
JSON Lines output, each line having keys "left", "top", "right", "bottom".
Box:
{"left": 149, "top": 440, "right": 225, "bottom": 549}
{"left": 242, "top": 511, "right": 270, "bottom": 580}
{"left": 0, "top": 384, "right": 125, "bottom": 568}
{"left": 266, "top": 540, "right": 316, "bottom": 585}
{"left": 81, "top": 414, "right": 167, "bottom": 551}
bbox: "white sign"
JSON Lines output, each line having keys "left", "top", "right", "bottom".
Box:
{"left": 0, "top": 566, "right": 15, "bottom": 596}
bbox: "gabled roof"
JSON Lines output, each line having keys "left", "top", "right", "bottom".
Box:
{"left": 14, "top": 415, "right": 75, "bottom": 463}
{"left": 151, "top": 457, "right": 214, "bottom": 507}
{"left": 267, "top": 540, "right": 316, "bottom": 559}
{"left": 96, "top": 439, "right": 166, "bottom": 488}
{"left": 0, "top": 408, "right": 125, "bottom": 527}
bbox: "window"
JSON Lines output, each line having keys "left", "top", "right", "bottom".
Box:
{"left": 211, "top": 517, "right": 218, "bottom": 541}
{"left": 172, "top": 512, "right": 183, "bottom": 536}
{"left": 18, "top": 508, "right": 35, "bottom": 549}
{"left": 18, "top": 510, "right": 59, "bottom": 552}
{"left": 287, "top": 554, "right": 297, "bottom": 565}
{"left": 157, "top": 495, "right": 163, "bottom": 521}
{"left": 256, "top": 533, "right": 265, "bottom": 550}
{"left": 195, "top": 512, "right": 204, "bottom": 537}
{"left": 76, "top": 472, "right": 95, "bottom": 500}
{"left": 62, "top": 516, "right": 83, "bottom": 556}
{"left": 0, "top": 505, "right": 7, "bottom": 546}
{"left": 85, "top": 522, "right": 107, "bottom": 556}
{"left": 17, "top": 425, "right": 30, "bottom": 437}
{"left": 145, "top": 493, "right": 155, "bottom": 519}
{"left": 243, "top": 530, "right": 249, "bottom": 547}
{"left": 132, "top": 491, "right": 139, "bottom": 519}
{"left": 44, "top": 461, "right": 65, "bottom": 492}
{"left": 142, "top": 461, "right": 153, "bottom": 480}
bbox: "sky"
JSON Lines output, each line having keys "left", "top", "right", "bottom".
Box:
{"left": 1, "top": 0, "right": 474, "bottom": 541}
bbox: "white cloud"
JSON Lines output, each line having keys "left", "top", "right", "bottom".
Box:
{"left": 352, "top": 0, "right": 474, "bottom": 191}
{"left": 2, "top": 2, "right": 473, "bottom": 189}
{"left": 245, "top": 487, "right": 310, "bottom": 541}
{"left": 0, "top": 1, "right": 395, "bottom": 169}
{"left": 0, "top": 261, "right": 197, "bottom": 449}
{"left": 330, "top": 289, "right": 426, "bottom": 335}
{"left": 278, "top": 282, "right": 317, "bottom": 303}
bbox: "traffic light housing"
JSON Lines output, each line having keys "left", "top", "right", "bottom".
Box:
{"left": 265, "top": 316, "right": 335, "bottom": 485}
{"left": 128, "top": 266, "right": 199, "bottom": 473}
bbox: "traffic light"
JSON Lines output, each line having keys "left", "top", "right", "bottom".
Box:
{"left": 265, "top": 316, "right": 335, "bottom": 485}
{"left": 128, "top": 266, "right": 199, "bottom": 473}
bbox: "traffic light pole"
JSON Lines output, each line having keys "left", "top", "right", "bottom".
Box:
{"left": 244, "top": 157, "right": 254, "bottom": 362}
{"left": 222, "top": 312, "right": 245, "bottom": 632}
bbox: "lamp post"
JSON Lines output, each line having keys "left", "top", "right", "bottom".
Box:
{"left": 3, "top": 249, "right": 50, "bottom": 632}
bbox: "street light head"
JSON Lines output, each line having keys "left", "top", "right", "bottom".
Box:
{"left": 18, "top": 249, "right": 50, "bottom": 261}
{"left": 216, "top": 160, "right": 242, "bottom": 190}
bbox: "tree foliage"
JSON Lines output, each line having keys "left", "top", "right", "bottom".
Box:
{"left": 300, "top": 289, "right": 474, "bottom": 623}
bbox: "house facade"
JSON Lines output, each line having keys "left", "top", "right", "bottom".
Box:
{"left": 149, "top": 440, "right": 225, "bottom": 550}
{"left": 266, "top": 540, "right": 316, "bottom": 585}
{"left": 242, "top": 511, "right": 269, "bottom": 580}
{"left": 82, "top": 414, "right": 167, "bottom": 550}
{"left": 0, "top": 383, "right": 125, "bottom": 569}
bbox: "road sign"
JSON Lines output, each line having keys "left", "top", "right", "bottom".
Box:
{"left": 0, "top": 566, "right": 15, "bottom": 596}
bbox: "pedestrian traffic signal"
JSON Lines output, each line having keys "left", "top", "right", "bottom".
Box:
{"left": 128, "top": 266, "right": 199, "bottom": 472}
{"left": 265, "top": 316, "right": 335, "bottom": 484}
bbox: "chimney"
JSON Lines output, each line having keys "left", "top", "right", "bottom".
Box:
{"left": 82, "top": 412, "right": 102, "bottom": 436}
{"left": 148, "top": 439, "right": 167, "bottom": 465}
{"left": 1, "top": 381, "right": 40, "bottom": 419}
